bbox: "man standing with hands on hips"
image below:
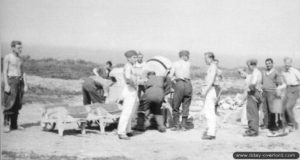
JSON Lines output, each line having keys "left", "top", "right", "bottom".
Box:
{"left": 117, "top": 50, "right": 139, "bottom": 140}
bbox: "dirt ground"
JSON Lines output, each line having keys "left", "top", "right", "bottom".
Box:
{"left": 1, "top": 76, "right": 300, "bottom": 160}
{"left": 2, "top": 97, "right": 300, "bottom": 160}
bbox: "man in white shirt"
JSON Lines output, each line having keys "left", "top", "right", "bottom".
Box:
{"left": 243, "top": 59, "right": 263, "bottom": 137}
{"left": 282, "top": 57, "right": 300, "bottom": 131}
{"left": 169, "top": 50, "right": 193, "bottom": 131}
{"left": 117, "top": 50, "right": 139, "bottom": 140}
{"left": 134, "top": 52, "right": 146, "bottom": 98}
{"left": 201, "top": 52, "right": 218, "bottom": 140}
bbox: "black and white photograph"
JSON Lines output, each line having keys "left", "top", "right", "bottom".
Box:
{"left": 1, "top": 0, "right": 300, "bottom": 159}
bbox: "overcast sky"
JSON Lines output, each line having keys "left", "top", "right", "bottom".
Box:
{"left": 1, "top": 0, "right": 300, "bottom": 67}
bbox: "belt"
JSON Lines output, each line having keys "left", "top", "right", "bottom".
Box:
{"left": 287, "top": 84, "right": 299, "bottom": 88}
{"left": 175, "top": 78, "right": 191, "bottom": 82}
{"left": 8, "top": 76, "right": 23, "bottom": 79}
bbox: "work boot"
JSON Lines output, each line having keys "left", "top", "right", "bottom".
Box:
{"left": 154, "top": 115, "right": 166, "bottom": 133}
{"left": 133, "top": 113, "right": 146, "bottom": 132}
{"left": 181, "top": 116, "right": 189, "bottom": 131}
{"left": 118, "top": 134, "right": 130, "bottom": 140}
{"left": 170, "top": 114, "right": 181, "bottom": 131}
{"left": 268, "top": 113, "right": 277, "bottom": 131}
{"left": 10, "top": 113, "right": 23, "bottom": 130}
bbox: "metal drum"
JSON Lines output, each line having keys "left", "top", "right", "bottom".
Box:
{"left": 144, "top": 56, "right": 172, "bottom": 76}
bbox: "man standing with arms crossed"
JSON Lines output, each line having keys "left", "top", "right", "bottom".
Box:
{"left": 281, "top": 57, "right": 300, "bottom": 132}
{"left": 169, "top": 50, "right": 193, "bottom": 131}
{"left": 201, "top": 52, "right": 218, "bottom": 140}
{"left": 117, "top": 50, "right": 139, "bottom": 140}
{"left": 3, "top": 41, "right": 28, "bottom": 132}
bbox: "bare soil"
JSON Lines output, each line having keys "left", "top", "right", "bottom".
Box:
{"left": 1, "top": 76, "right": 300, "bottom": 160}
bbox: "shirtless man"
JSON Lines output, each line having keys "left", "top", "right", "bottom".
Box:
{"left": 3, "top": 41, "right": 28, "bottom": 132}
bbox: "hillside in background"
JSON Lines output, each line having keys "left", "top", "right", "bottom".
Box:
{"left": 21, "top": 56, "right": 101, "bottom": 79}
{"left": 1, "top": 55, "right": 241, "bottom": 80}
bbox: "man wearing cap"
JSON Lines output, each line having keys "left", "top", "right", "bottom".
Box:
{"left": 169, "top": 50, "right": 193, "bottom": 131}
{"left": 281, "top": 57, "right": 300, "bottom": 132}
{"left": 243, "top": 59, "right": 263, "bottom": 137}
{"left": 117, "top": 50, "right": 139, "bottom": 140}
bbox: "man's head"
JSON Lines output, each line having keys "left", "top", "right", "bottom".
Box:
{"left": 265, "top": 58, "right": 274, "bottom": 71}
{"left": 147, "top": 71, "right": 156, "bottom": 79}
{"left": 137, "top": 52, "right": 144, "bottom": 63}
{"left": 124, "top": 50, "right": 138, "bottom": 64}
{"left": 214, "top": 59, "right": 219, "bottom": 66}
{"left": 204, "top": 52, "right": 215, "bottom": 65}
{"left": 284, "top": 57, "right": 293, "bottom": 71}
{"left": 247, "top": 59, "right": 258, "bottom": 71}
{"left": 11, "top": 41, "right": 22, "bottom": 55}
{"left": 105, "top": 61, "right": 112, "bottom": 69}
{"left": 179, "top": 50, "right": 190, "bottom": 61}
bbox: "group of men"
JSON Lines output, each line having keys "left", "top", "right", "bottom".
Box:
{"left": 114, "top": 50, "right": 221, "bottom": 140}
{"left": 2, "top": 40, "right": 299, "bottom": 141}
{"left": 239, "top": 57, "right": 300, "bottom": 137}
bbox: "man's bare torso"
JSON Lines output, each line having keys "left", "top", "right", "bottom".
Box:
{"left": 6, "top": 53, "right": 23, "bottom": 77}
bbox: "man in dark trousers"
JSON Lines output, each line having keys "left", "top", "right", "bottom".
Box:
{"left": 135, "top": 71, "right": 172, "bottom": 132}
{"left": 3, "top": 41, "right": 28, "bottom": 132}
{"left": 169, "top": 50, "right": 193, "bottom": 131}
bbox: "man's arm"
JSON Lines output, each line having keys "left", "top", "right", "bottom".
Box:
{"left": 23, "top": 73, "right": 28, "bottom": 92}
{"left": 3, "top": 55, "right": 10, "bottom": 93}
{"left": 21, "top": 60, "right": 28, "bottom": 92}
{"left": 169, "top": 63, "right": 176, "bottom": 81}
{"left": 92, "top": 76, "right": 114, "bottom": 97}
{"left": 124, "top": 64, "right": 136, "bottom": 87}
{"left": 93, "top": 68, "right": 100, "bottom": 77}
{"left": 203, "top": 64, "right": 217, "bottom": 96}
{"left": 294, "top": 68, "right": 300, "bottom": 83}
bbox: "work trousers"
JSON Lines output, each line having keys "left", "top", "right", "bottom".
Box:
{"left": 3, "top": 76, "right": 24, "bottom": 129}
{"left": 283, "top": 86, "right": 299, "bottom": 128}
{"left": 117, "top": 85, "right": 138, "bottom": 135}
{"left": 204, "top": 87, "right": 217, "bottom": 136}
{"left": 82, "top": 77, "right": 105, "bottom": 105}
{"left": 172, "top": 80, "right": 192, "bottom": 117}
{"left": 247, "top": 93, "right": 260, "bottom": 133}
